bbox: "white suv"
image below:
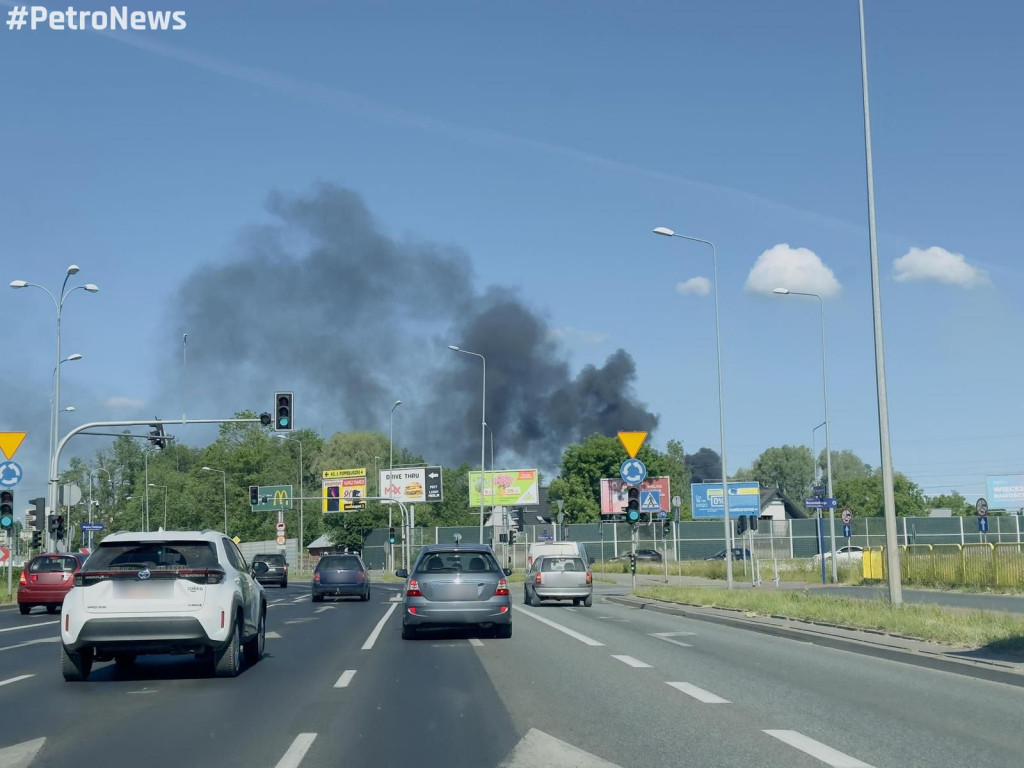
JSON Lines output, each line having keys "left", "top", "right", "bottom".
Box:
{"left": 60, "top": 530, "right": 268, "bottom": 681}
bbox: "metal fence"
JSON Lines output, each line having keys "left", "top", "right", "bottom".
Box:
{"left": 864, "top": 542, "right": 1024, "bottom": 588}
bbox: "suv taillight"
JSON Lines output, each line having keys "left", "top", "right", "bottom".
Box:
{"left": 314, "top": 572, "right": 321, "bottom": 583}
{"left": 406, "top": 579, "right": 422, "bottom": 597}
{"left": 494, "top": 578, "right": 510, "bottom": 596}
{"left": 586, "top": 571, "right": 592, "bottom": 585}
{"left": 73, "top": 574, "right": 83, "bottom": 587}
{"left": 535, "top": 572, "right": 542, "bottom": 585}
{"left": 180, "top": 568, "right": 226, "bottom": 585}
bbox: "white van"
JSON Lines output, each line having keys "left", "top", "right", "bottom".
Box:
{"left": 527, "top": 541, "right": 589, "bottom": 569}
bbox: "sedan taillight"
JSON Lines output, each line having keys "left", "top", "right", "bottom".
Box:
{"left": 406, "top": 579, "right": 422, "bottom": 597}
{"left": 314, "top": 572, "right": 321, "bottom": 583}
{"left": 494, "top": 578, "right": 510, "bottom": 596}
{"left": 18, "top": 571, "right": 27, "bottom": 586}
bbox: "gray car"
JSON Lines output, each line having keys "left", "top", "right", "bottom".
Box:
{"left": 312, "top": 553, "right": 371, "bottom": 602}
{"left": 396, "top": 543, "right": 512, "bottom": 640}
{"left": 524, "top": 554, "right": 593, "bottom": 607}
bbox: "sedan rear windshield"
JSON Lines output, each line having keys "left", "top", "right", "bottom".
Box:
{"left": 415, "top": 551, "right": 500, "bottom": 574}
{"left": 318, "top": 555, "right": 363, "bottom": 570}
{"left": 83, "top": 541, "right": 219, "bottom": 571}
{"left": 540, "top": 557, "right": 586, "bottom": 572}
{"left": 29, "top": 556, "right": 78, "bottom": 573}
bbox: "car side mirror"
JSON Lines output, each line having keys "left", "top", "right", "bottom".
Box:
{"left": 252, "top": 562, "right": 269, "bottom": 575}
{"left": 395, "top": 569, "right": 408, "bottom": 579}
{"left": 503, "top": 568, "right": 513, "bottom": 576}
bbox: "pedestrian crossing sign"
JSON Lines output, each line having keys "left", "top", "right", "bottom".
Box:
{"left": 640, "top": 490, "right": 661, "bottom": 511}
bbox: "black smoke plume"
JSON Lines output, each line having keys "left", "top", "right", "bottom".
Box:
{"left": 167, "top": 183, "right": 657, "bottom": 470}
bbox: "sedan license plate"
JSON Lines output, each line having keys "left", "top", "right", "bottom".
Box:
{"left": 114, "top": 581, "right": 173, "bottom": 599}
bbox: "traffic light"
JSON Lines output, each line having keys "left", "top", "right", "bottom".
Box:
{"left": 148, "top": 422, "right": 167, "bottom": 450}
{"left": 663, "top": 520, "right": 671, "bottom": 535}
{"left": 628, "top": 552, "right": 637, "bottom": 574}
{"left": 55, "top": 515, "right": 65, "bottom": 540}
{"left": 749, "top": 515, "right": 758, "bottom": 532}
{"left": 259, "top": 412, "right": 272, "bottom": 427}
{"left": 509, "top": 530, "right": 517, "bottom": 545}
{"left": 275, "top": 392, "right": 294, "bottom": 431}
{"left": 49, "top": 514, "right": 58, "bottom": 535}
{"left": 736, "top": 515, "right": 748, "bottom": 536}
{"left": 249, "top": 486, "right": 259, "bottom": 508}
{"left": 625, "top": 487, "right": 640, "bottom": 525}
{"left": 31, "top": 531, "right": 42, "bottom": 549}
{"left": 0, "top": 490, "right": 13, "bottom": 531}
{"left": 388, "top": 527, "right": 396, "bottom": 544}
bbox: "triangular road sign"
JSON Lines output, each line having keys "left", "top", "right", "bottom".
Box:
{"left": 0, "top": 433, "right": 26, "bottom": 461}
{"left": 617, "top": 431, "right": 648, "bottom": 459}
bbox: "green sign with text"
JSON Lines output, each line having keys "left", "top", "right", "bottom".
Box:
{"left": 253, "top": 485, "right": 293, "bottom": 512}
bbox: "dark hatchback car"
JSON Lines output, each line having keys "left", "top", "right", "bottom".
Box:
{"left": 613, "top": 549, "right": 663, "bottom": 563}
{"left": 251, "top": 553, "right": 288, "bottom": 588}
{"left": 18, "top": 552, "right": 89, "bottom": 615}
{"left": 312, "top": 553, "right": 371, "bottom": 602}
{"left": 706, "top": 548, "right": 753, "bottom": 561}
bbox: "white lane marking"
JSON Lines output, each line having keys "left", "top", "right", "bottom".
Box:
{"left": 361, "top": 602, "right": 398, "bottom": 650}
{"left": 266, "top": 631, "right": 283, "bottom": 639}
{"left": 0, "top": 621, "right": 59, "bottom": 634}
{"left": 0, "top": 674, "right": 34, "bottom": 687}
{"left": 334, "top": 670, "right": 357, "bottom": 688}
{"left": 0, "top": 637, "right": 60, "bottom": 653}
{"left": 612, "top": 655, "right": 651, "bottom": 668}
{"left": 291, "top": 597, "right": 307, "bottom": 604}
{"left": 565, "top": 607, "right": 577, "bottom": 612}
{"left": 275, "top": 733, "right": 317, "bottom": 768}
{"left": 468, "top": 638, "right": 484, "bottom": 647}
{"left": 667, "top": 682, "right": 730, "bottom": 704}
{"left": 514, "top": 606, "right": 604, "bottom": 646}
{"left": 0, "top": 737, "right": 46, "bottom": 768}
{"left": 651, "top": 632, "right": 692, "bottom": 648}
{"left": 764, "top": 731, "right": 875, "bottom": 767}
{"left": 315, "top": 606, "right": 334, "bottom": 614}
{"left": 270, "top": 599, "right": 286, "bottom": 605}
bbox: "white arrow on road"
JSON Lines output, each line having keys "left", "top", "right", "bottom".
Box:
{"left": 498, "top": 729, "right": 622, "bottom": 768}
{"left": 0, "top": 737, "right": 46, "bottom": 768}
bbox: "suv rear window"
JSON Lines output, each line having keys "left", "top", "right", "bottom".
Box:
{"left": 254, "top": 554, "right": 286, "bottom": 565}
{"left": 415, "top": 550, "right": 500, "bottom": 574}
{"left": 318, "top": 555, "right": 362, "bottom": 570}
{"left": 84, "top": 541, "right": 219, "bottom": 571}
{"left": 541, "top": 557, "right": 585, "bottom": 572}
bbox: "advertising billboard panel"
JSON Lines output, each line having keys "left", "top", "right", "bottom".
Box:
{"left": 690, "top": 481, "right": 761, "bottom": 519}
{"left": 322, "top": 468, "right": 366, "bottom": 512}
{"left": 468, "top": 469, "right": 539, "bottom": 506}
{"left": 379, "top": 466, "right": 443, "bottom": 504}
{"left": 985, "top": 474, "right": 1024, "bottom": 510}
{"left": 600, "top": 477, "right": 671, "bottom": 516}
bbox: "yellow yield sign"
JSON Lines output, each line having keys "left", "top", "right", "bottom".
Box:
{"left": 617, "top": 431, "right": 648, "bottom": 459}
{"left": 0, "top": 433, "right": 26, "bottom": 460}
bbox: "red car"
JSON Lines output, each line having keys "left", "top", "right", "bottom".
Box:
{"left": 18, "top": 552, "right": 89, "bottom": 615}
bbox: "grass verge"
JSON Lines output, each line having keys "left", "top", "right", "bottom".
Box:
{"left": 633, "top": 585, "right": 1024, "bottom": 654}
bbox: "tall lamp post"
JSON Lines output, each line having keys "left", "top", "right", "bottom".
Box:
{"left": 448, "top": 345, "right": 487, "bottom": 545}
{"left": 148, "top": 484, "right": 168, "bottom": 529}
{"left": 275, "top": 436, "right": 304, "bottom": 571}
{"left": 143, "top": 447, "right": 160, "bottom": 532}
{"left": 48, "top": 355, "right": 83, "bottom": 495}
{"left": 10, "top": 267, "right": 99, "bottom": 552}
{"left": 653, "top": 227, "right": 734, "bottom": 589}
{"left": 88, "top": 467, "right": 111, "bottom": 551}
{"left": 201, "top": 467, "right": 228, "bottom": 535}
{"left": 859, "top": 0, "right": 901, "bottom": 604}
{"left": 388, "top": 401, "right": 402, "bottom": 573}
{"left": 774, "top": 288, "right": 838, "bottom": 583}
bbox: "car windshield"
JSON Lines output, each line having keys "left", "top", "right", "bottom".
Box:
{"left": 415, "top": 551, "right": 499, "bottom": 574}
{"left": 29, "top": 556, "right": 77, "bottom": 573}
{"left": 255, "top": 555, "right": 285, "bottom": 565}
{"left": 540, "top": 557, "right": 585, "bottom": 572}
{"left": 319, "top": 555, "right": 363, "bottom": 570}
{"left": 83, "top": 541, "right": 219, "bottom": 571}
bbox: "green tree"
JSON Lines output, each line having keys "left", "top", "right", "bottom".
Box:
{"left": 924, "top": 491, "right": 974, "bottom": 516}
{"left": 752, "top": 445, "right": 815, "bottom": 500}
{"left": 833, "top": 471, "right": 926, "bottom": 517}
{"left": 818, "top": 449, "right": 872, "bottom": 483}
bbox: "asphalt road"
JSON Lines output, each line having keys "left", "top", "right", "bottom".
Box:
{"left": 0, "top": 583, "right": 1021, "bottom": 767}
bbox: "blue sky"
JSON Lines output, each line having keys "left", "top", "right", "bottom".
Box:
{"left": 2, "top": 1, "right": 1022, "bottom": 508}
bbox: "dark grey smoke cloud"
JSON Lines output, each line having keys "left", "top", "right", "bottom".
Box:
{"left": 166, "top": 183, "right": 657, "bottom": 469}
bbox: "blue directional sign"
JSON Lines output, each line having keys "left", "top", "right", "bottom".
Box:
{"left": 691, "top": 482, "right": 761, "bottom": 519}
{"left": 619, "top": 458, "right": 647, "bottom": 486}
{"left": 843, "top": 523, "right": 852, "bottom": 538}
{"left": 0, "top": 461, "right": 23, "bottom": 488}
{"left": 978, "top": 516, "right": 989, "bottom": 534}
{"left": 804, "top": 497, "right": 838, "bottom": 510}
{"left": 640, "top": 490, "right": 661, "bottom": 512}
{"left": 81, "top": 522, "right": 104, "bottom": 532}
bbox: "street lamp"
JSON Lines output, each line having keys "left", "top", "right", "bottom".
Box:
{"left": 88, "top": 467, "right": 111, "bottom": 550}
{"left": 653, "top": 227, "right": 734, "bottom": 589}
{"left": 148, "top": 483, "right": 168, "bottom": 529}
{"left": 274, "top": 436, "right": 304, "bottom": 570}
{"left": 201, "top": 467, "right": 228, "bottom": 535}
{"left": 389, "top": 400, "right": 402, "bottom": 473}
{"left": 858, "top": 0, "right": 901, "bottom": 604}
{"left": 10, "top": 266, "right": 99, "bottom": 551}
{"left": 773, "top": 288, "right": 838, "bottom": 582}
{"left": 449, "top": 345, "right": 487, "bottom": 545}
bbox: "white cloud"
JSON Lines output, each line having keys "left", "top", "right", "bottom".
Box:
{"left": 744, "top": 243, "right": 841, "bottom": 298}
{"left": 103, "top": 396, "right": 145, "bottom": 410}
{"left": 893, "top": 246, "right": 989, "bottom": 288}
{"left": 675, "top": 276, "right": 711, "bottom": 296}
{"left": 548, "top": 327, "right": 608, "bottom": 345}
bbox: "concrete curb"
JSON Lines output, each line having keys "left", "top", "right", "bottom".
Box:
{"left": 606, "top": 594, "right": 1024, "bottom": 688}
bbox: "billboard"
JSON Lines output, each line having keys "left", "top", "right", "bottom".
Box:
{"left": 468, "top": 469, "right": 539, "bottom": 506}
{"left": 379, "top": 466, "right": 444, "bottom": 504}
{"left": 600, "top": 477, "right": 671, "bottom": 516}
{"left": 985, "top": 474, "right": 1024, "bottom": 511}
{"left": 322, "top": 468, "right": 367, "bottom": 512}
{"left": 691, "top": 482, "right": 761, "bottom": 519}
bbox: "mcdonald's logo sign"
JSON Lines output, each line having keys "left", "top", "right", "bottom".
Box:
{"left": 273, "top": 490, "right": 290, "bottom": 507}
{"left": 251, "top": 485, "right": 293, "bottom": 512}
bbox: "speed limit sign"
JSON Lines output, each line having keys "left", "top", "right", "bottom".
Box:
{"left": 841, "top": 508, "right": 853, "bottom": 525}
{"left": 275, "top": 521, "right": 286, "bottom": 533}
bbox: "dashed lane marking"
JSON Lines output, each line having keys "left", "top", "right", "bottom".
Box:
{"left": 612, "top": 655, "right": 651, "bottom": 668}
{"left": 764, "top": 730, "right": 875, "bottom": 767}
{"left": 334, "top": 670, "right": 357, "bottom": 688}
{"left": 666, "top": 682, "right": 730, "bottom": 704}
{"left": 275, "top": 733, "right": 317, "bottom": 768}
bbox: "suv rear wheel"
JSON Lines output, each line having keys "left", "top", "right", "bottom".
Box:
{"left": 213, "top": 617, "right": 242, "bottom": 677}
{"left": 243, "top": 608, "right": 265, "bottom": 664}
{"left": 61, "top": 644, "right": 93, "bottom": 682}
